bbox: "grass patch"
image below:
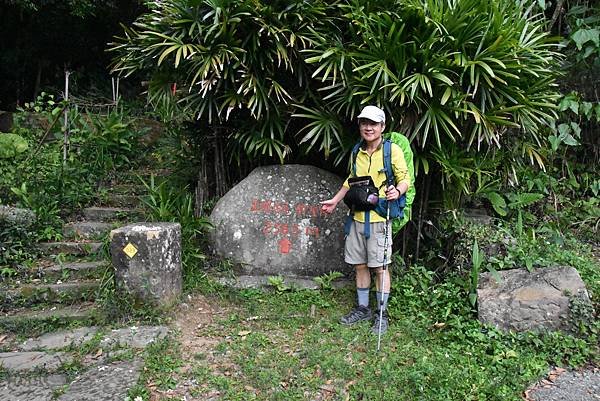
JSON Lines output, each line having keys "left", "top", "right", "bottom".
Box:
{"left": 133, "top": 264, "right": 598, "bottom": 401}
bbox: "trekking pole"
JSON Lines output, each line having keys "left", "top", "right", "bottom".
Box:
{"left": 377, "top": 197, "right": 391, "bottom": 352}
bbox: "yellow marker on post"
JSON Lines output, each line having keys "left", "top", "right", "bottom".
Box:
{"left": 123, "top": 243, "right": 138, "bottom": 258}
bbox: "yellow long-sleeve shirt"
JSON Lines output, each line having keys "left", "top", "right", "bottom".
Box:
{"left": 343, "top": 142, "right": 410, "bottom": 223}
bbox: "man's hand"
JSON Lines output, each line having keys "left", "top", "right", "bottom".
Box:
{"left": 385, "top": 185, "right": 399, "bottom": 201}
{"left": 320, "top": 199, "right": 338, "bottom": 214}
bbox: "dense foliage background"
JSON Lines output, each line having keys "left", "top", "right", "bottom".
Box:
{"left": 1, "top": 0, "right": 598, "bottom": 262}
{"left": 107, "top": 0, "right": 599, "bottom": 259}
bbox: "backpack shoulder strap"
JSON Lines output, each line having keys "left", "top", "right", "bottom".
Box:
{"left": 350, "top": 140, "right": 362, "bottom": 177}
{"left": 382, "top": 139, "right": 395, "bottom": 187}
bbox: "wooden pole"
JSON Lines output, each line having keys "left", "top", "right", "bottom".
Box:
{"left": 63, "top": 70, "right": 71, "bottom": 165}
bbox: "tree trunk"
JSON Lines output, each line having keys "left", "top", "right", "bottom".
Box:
{"left": 549, "top": 0, "right": 566, "bottom": 31}
{"left": 415, "top": 172, "right": 432, "bottom": 261}
{"left": 194, "top": 153, "right": 208, "bottom": 217}
{"left": 213, "top": 133, "right": 228, "bottom": 197}
{"left": 33, "top": 61, "right": 42, "bottom": 100}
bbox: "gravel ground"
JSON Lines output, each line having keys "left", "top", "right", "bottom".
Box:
{"left": 527, "top": 368, "right": 600, "bottom": 401}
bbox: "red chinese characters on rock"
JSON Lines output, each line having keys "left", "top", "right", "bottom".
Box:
{"left": 250, "top": 198, "right": 323, "bottom": 254}
{"left": 250, "top": 199, "right": 291, "bottom": 216}
{"left": 261, "top": 221, "right": 320, "bottom": 238}
{"left": 294, "top": 203, "right": 322, "bottom": 218}
{"left": 250, "top": 199, "right": 322, "bottom": 218}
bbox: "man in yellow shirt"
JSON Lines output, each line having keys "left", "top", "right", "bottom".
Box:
{"left": 321, "top": 105, "right": 410, "bottom": 334}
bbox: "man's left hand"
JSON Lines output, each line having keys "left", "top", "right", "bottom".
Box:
{"left": 385, "top": 185, "right": 400, "bottom": 201}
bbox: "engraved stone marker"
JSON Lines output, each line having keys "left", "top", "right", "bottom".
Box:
{"left": 110, "top": 223, "right": 182, "bottom": 306}
{"left": 210, "top": 165, "right": 350, "bottom": 285}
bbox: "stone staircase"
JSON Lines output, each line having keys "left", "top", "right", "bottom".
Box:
{"left": 0, "top": 181, "right": 144, "bottom": 331}
{"left": 0, "top": 172, "right": 175, "bottom": 400}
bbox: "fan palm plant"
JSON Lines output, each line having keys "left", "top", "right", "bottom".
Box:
{"left": 301, "top": 0, "right": 561, "bottom": 155}
{"left": 111, "top": 0, "right": 562, "bottom": 215}
{"left": 110, "top": 0, "right": 337, "bottom": 163}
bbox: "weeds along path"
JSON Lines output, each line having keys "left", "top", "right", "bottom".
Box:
{"left": 149, "top": 261, "right": 600, "bottom": 401}
{"left": 152, "top": 289, "right": 483, "bottom": 401}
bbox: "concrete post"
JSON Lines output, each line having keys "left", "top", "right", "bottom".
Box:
{"left": 110, "top": 222, "right": 182, "bottom": 306}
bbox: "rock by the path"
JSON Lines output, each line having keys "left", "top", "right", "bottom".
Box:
{"left": 0, "top": 373, "right": 67, "bottom": 401}
{"left": 19, "top": 327, "right": 99, "bottom": 351}
{"left": 0, "top": 205, "right": 35, "bottom": 227}
{"left": 527, "top": 368, "right": 600, "bottom": 401}
{"left": 133, "top": 117, "right": 165, "bottom": 145}
{"left": 0, "top": 351, "right": 72, "bottom": 372}
{"left": 0, "top": 110, "right": 14, "bottom": 132}
{"left": 110, "top": 222, "right": 182, "bottom": 306}
{"left": 210, "top": 165, "right": 349, "bottom": 282}
{"left": 58, "top": 359, "right": 143, "bottom": 401}
{"left": 462, "top": 208, "right": 493, "bottom": 225}
{"left": 477, "top": 266, "right": 592, "bottom": 332}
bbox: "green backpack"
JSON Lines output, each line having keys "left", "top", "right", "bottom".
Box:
{"left": 386, "top": 132, "right": 416, "bottom": 234}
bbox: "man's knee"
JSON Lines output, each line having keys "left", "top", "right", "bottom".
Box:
{"left": 355, "top": 264, "right": 369, "bottom": 272}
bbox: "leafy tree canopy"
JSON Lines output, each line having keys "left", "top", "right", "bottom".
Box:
{"left": 111, "top": 0, "right": 562, "bottom": 164}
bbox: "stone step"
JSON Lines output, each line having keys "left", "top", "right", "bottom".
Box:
{"left": 217, "top": 274, "right": 353, "bottom": 290}
{"left": 104, "top": 194, "right": 140, "bottom": 208}
{"left": 0, "top": 373, "right": 67, "bottom": 400}
{"left": 35, "top": 261, "right": 109, "bottom": 281}
{"left": 1, "top": 280, "right": 100, "bottom": 308}
{"left": 19, "top": 325, "right": 169, "bottom": 351}
{"left": 0, "top": 302, "right": 97, "bottom": 331}
{"left": 0, "top": 351, "right": 72, "bottom": 372}
{"left": 83, "top": 207, "right": 139, "bottom": 222}
{"left": 63, "top": 221, "right": 114, "bottom": 240}
{"left": 107, "top": 183, "right": 147, "bottom": 195}
{"left": 57, "top": 359, "right": 143, "bottom": 400}
{"left": 126, "top": 168, "right": 172, "bottom": 180}
{"left": 38, "top": 241, "right": 103, "bottom": 256}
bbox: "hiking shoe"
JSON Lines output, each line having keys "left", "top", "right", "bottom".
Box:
{"left": 372, "top": 310, "right": 389, "bottom": 334}
{"left": 340, "top": 305, "right": 373, "bottom": 325}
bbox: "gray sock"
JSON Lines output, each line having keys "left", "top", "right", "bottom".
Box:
{"left": 376, "top": 291, "right": 390, "bottom": 311}
{"left": 357, "top": 287, "right": 370, "bottom": 307}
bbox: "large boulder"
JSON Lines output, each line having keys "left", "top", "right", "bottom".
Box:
{"left": 477, "top": 266, "right": 593, "bottom": 332}
{"left": 210, "top": 165, "right": 350, "bottom": 284}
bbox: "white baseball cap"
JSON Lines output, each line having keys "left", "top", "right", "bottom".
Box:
{"left": 357, "top": 105, "right": 385, "bottom": 123}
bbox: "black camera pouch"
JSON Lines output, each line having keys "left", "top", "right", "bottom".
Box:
{"left": 343, "top": 176, "right": 379, "bottom": 211}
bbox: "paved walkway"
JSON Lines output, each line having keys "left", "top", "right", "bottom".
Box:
{"left": 526, "top": 367, "right": 600, "bottom": 401}
{"left": 0, "top": 326, "right": 168, "bottom": 401}
{"left": 2, "top": 323, "right": 597, "bottom": 400}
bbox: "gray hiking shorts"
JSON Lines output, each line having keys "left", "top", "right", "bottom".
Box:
{"left": 344, "top": 220, "right": 392, "bottom": 268}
